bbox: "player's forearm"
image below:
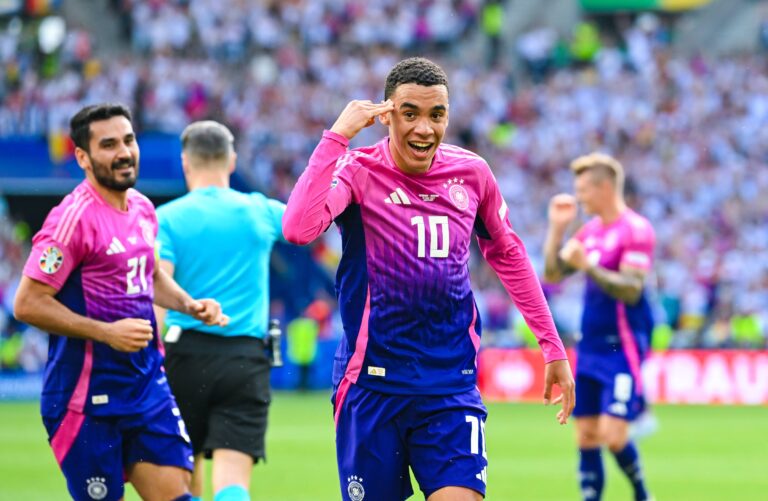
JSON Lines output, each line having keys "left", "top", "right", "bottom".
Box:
{"left": 585, "top": 265, "right": 643, "bottom": 304}
{"left": 479, "top": 234, "right": 567, "bottom": 362}
{"left": 152, "top": 267, "right": 195, "bottom": 314}
{"left": 543, "top": 227, "right": 572, "bottom": 283}
{"left": 14, "top": 292, "right": 109, "bottom": 343}
{"left": 283, "top": 131, "right": 348, "bottom": 245}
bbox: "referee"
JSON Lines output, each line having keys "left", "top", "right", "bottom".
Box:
{"left": 154, "top": 121, "right": 285, "bottom": 501}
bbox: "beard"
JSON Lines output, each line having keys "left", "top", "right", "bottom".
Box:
{"left": 91, "top": 155, "right": 138, "bottom": 191}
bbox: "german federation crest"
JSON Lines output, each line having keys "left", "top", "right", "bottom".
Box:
{"left": 347, "top": 476, "right": 365, "bottom": 501}
{"left": 86, "top": 477, "right": 108, "bottom": 499}
{"left": 39, "top": 246, "right": 64, "bottom": 274}
{"left": 444, "top": 178, "right": 469, "bottom": 211}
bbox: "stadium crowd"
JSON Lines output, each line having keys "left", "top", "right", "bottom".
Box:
{"left": 1, "top": 0, "right": 767, "bottom": 366}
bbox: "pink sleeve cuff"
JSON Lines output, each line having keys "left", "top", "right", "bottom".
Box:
{"left": 322, "top": 130, "right": 350, "bottom": 147}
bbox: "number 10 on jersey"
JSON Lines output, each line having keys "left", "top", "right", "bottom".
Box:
{"left": 411, "top": 215, "right": 449, "bottom": 258}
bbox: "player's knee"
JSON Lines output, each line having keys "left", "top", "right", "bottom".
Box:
{"left": 605, "top": 434, "right": 628, "bottom": 453}
{"left": 603, "top": 427, "right": 629, "bottom": 452}
{"left": 577, "top": 427, "right": 601, "bottom": 448}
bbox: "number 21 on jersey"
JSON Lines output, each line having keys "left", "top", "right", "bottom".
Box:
{"left": 126, "top": 255, "right": 148, "bottom": 294}
{"left": 411, "top": 215, "right": 449, "bottom": 258}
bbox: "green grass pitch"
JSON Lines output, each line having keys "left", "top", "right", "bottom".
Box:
{"left": 0, "top": 393, "right": 765, "bottom": 500}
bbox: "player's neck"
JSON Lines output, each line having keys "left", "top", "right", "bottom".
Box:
{"left": 187, "top": 172, "right": 230, "bottom": 191}
{"left": 598, "top": 200, "right": 626, "bottom": 225}
{"left": 86, "top": 178, "right": 129, "bottom": 211}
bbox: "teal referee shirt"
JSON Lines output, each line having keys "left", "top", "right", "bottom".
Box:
{"left": 157, "top": 186, "right": 285, "bottom": 338}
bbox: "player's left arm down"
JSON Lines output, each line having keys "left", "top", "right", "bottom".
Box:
{"left": 474, "top": 170, "right": 567, "bottom": 363}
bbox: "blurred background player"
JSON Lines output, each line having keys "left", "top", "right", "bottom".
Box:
{"left": 12, "top": 103, "right": 226, "bottom": 501}
{"left": 283, "top": 57, "right": 575, "bottom": 501}
{"left": 544, "top": 153, "right": 655, "bottom": 501}
{"left": 154, "top": 120, "right": 286, "bottom": 501}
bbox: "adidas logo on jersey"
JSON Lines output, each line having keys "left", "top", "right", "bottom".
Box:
{"left": 384, "top": 187, "right": 411, "bottom": 205}
{"left": 106, "top": 237, "right": 127, "bottom": 255}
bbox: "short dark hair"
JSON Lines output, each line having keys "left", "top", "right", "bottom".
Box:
{"left": 70, "top": 103, "right": 133, "bottom": 152}
{"left": 384, "top": 57, "right": 449, "bottom": 100}
{"left": 180, "top": 121, "right": 235, "bottom": 165}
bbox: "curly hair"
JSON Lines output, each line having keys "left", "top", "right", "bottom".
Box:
{"left": 384, "top": 57, "right": 449, "bottom": 100}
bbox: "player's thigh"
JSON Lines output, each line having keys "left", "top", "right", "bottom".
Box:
{"left": 334, "top": 382, "right": 412, "bottom": 501}
{"left": 122, "top": 400, "right": 194, "bottom": 480}
{"left": 43, "top": 411, "right": 124, "bottom": 501}
{"left": 126, "top": 462, "right": 190, "bottom": 501}
{"left": 575, "top": 416, "right": 601, "bottom": 448}
{"left": 206, "top": 353, "right": 271, "bottom": 460}
{"left": 408, "top": 388, "right": 488, "bottom": 499}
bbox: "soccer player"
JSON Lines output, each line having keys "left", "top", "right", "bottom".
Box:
{"left": 283, "top": 57, "right": 575, "bottom": 501}
{"left": 13, "top": 103, "right": 227, "bottom": 501}
{"left": 543, "top": 153, "right": 655, "bottom": 501}
{"left": 154, "top": 121, "right": 285, "bottom": 501}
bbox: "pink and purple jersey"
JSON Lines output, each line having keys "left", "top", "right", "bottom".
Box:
{"left": 573, "top": 209, "right": 656, "bottom": 384}
{"left": 23, "top": 180, "right": 171, "bottom": 418}
{"left": 284, "top": 131, "right": 566, "bottom": 396}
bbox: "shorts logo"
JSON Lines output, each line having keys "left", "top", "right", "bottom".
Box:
{"left": 331, "top": 178, "right": 339, "bottom": 189}
{"left": 86, "top": 477, "right": 108, "bottom": 499}
{"left": 443, "top": 178, "right": 469, "bottom": 211}
{"left": 91, "top": 394, "right": 109, "bottom": 405}
{"left": 346, "top": 476, "right": 365, "bottom": 501}
{"left": 39, "top": 246, "right": 64, "bottom": 274}
{"left": 367, "top": 366, "right": 386, "bottom": 377}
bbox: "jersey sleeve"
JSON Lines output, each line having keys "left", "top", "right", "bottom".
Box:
{"left": 282, "top": 130, "right": 360, "bottom": 245}
{"left": 620, "top": 215, "right": 655, "bottom": 271}
{"left": 23, "top": 201, "right": 89, "bottom": 291}
{"left": 474, "top": 163, "right": 567, "bottom": 363}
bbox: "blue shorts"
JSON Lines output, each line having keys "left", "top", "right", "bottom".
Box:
{"left": 333, "top": 382, "right": 488, "bottom": 500}
{"left": 43, "top": 399, "right": 194, "bottom": 501}
{"left": 572, "top": 371, "right": 645, "bottom": 421}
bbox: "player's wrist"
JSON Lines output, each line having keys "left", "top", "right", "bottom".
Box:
{"left": 328, "top": 125, "right": 355, "bottom": 141}
{"left": 95, "top": 321, "right": 113, "bottom": 345}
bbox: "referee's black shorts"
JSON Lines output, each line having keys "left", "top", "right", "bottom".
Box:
{"left": 164, "top": 329, "right": 271, "bottom": 462}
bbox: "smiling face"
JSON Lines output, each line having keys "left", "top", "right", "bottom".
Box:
{"left": 77, "top": 115, "right": 140, "bottom": 192}
{"left": 380, "top": 83, "right": 449, "bottom": 175}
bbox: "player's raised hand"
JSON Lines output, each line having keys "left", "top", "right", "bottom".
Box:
{"left": 330, "top": 99, "right": 394, "bottom": 140}
{"left": 548, "top": 193, "right": 578, "bottom": 230}
{"left": 188, "top": 298, "right": 229, "bottom": 327}
{"left": 543, "top": 359, "right": 576, "bottom": 425}
{"left": 559, "top": 238, "right": 588, "bottom": 271}
{"left": 102, "top": 318, "right": 154, "bottom": 352}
